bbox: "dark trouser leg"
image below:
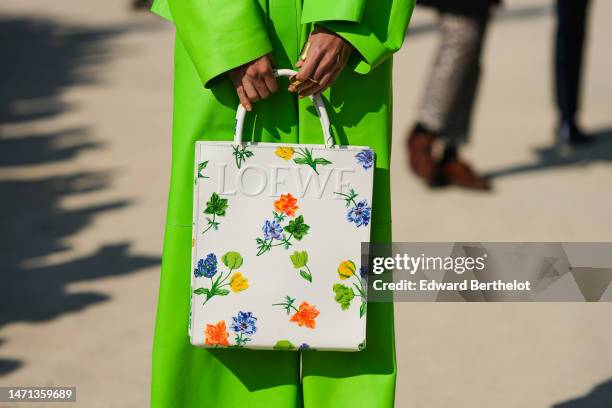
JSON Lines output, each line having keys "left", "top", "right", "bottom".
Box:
{"left": 555, "top": 0, "right": 590, "bottom": 124}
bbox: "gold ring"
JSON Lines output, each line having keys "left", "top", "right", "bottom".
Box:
{"left": 300, "top": 41, "right": 312, "bottom": 61}
{"left": 289, "top": 77, "right": 302, "bottom": 88}
{"left": 295, "top": 82, "right": 309, "bottom": 92}
{"left": 307, "top": 78, "right": 320, "bottom": 86}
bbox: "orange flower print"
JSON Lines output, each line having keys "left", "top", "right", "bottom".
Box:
{"left": 274, "top": 194, "right": 299, "bottom": 217}
{"left": 204, "top": 320, "right": 229, "bottom": 346}
{"left": 290, "top": 301, "right": 320, "bottom": 329}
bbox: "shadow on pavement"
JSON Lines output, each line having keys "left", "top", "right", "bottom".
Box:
{"left": 0, "top": 338, "right": 22, "bottom": 375}
{"left": 485, "top": 127, "right": 612, "bottom": 179}
{"left": 0, "top": 17, "right": 160, "bottom": 375}
{"left": 407, "top": 3, "right": 550, "bottom": 38}
{"left": 552, "top": 378, "right": 612, "bottom": 408}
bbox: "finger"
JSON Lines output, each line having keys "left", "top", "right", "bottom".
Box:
{"left": 296, "top": 40, "right": 310, "bottom": 66}
{"left": 297, "top": 80, "right": 320, "bottom": 98}
{"left": 230, "top": 74, "right": 252, "bottom": 111}
{"left": 288, "top": 67, "right": 319, "bottom": 93}
{"left": 260, "top": 58, "right": 278, "bottom": 94}
{"left": 258, "top": 56, "right": 277, "bottom": 94}
{"left": 288, "top": 78, "right": 299, "bottom": 93}
{"left": 303, "top": 67, "right": 339, "bottom": 97}
{"left": 299, "top": 85, "right": 321, "bottom": 97}
{"left": 288, "top": 76, "right": 308, "bottom": 93}
{"left": 313, "top": 77, "right": 335, "bottom": 97}
{"left": 228, "top": 71, "right": 242, "bottom": 90}
{"left": 294, "top": 48, "right": 323, "bottom": 83}
{"left": 242, "top": 79, "right": 260, "bottom": 103}
{"left": 253, "top": 77, "right": 270, "bottom": 100}
{"left": 236, "top": 85, "right": 252, "bottom": 111}
{"left": 312, "top": 53, "right": 336, "bottom": 82}
{"left": 263, "top": 71, "right": 278, "bottom": 93}
{"left": 293, "top": 76, "right": 320, "bottom": 96}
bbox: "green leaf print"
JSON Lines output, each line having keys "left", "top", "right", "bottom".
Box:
{"left": 333, "top": 260, "right": 367, "bottom": 318}
{"left": 221, "top": 251, "right": 243, "bottom": 269}
{"left": 232, "top": 144, "right": 254, "bottom": 169}
{"left": 273, "top": 340, "right": 296, "bottom": 350}
{"left": 334, "top": 188, "right": 359, "bottom": 208}
{"left": 198, "top": 161, "right": 209, "bottom": 178}
{"left": 284, "top": 215, "right": 310, "bottom": 241}
{"left": 313, "top": 157, "right": 332, "bottom": 165}
{"left": 293, "top": 157, "right": 308, "bottom": 165}
{"left": 292, "top": 148, "right": 332, "bottom": 175}
{"left": 299, "top": 270, "right": 312, "bottom": 282}
{"left": 214, "top": 288, "right": 230, "bottom": 296}
{"left": 202, "top": 193, "right": 229, "bottom": 234}
{"left": 360, "top": 302, "right": 366, "bottom": 318}
{"left": 290, "top": 251, "right": 308, "bottom": 268}
{"left": 193, "top": 251, "right": 248, "bottom": 307}
{"left": 272, "top": 295, "right": 298, "bottom": 315}
{"left": 290, "top": 251, "right": 313, "bottom": 282}
{"left": 256, "top": 196, "right": 309, "bottom": 256}
{"left": 204, "top": 192, "right": 228, "bottom": 216}
{"left": 333, "top": 283, "right": 355, "bottom": 311}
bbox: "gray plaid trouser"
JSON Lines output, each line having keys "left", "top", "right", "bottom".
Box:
{"left": 417, "top": 11, "right": 490, "bottom": 144}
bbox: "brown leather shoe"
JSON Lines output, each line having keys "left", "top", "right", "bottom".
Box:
{"left": 407, "top": 127, "right": 439, "bottom": 185}
{"left": 439, "top": 153, "right": 491, "bottom": 191}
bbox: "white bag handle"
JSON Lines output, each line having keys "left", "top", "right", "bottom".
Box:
{"left": 233, "top": 69, "right": 335, "bottom": 148}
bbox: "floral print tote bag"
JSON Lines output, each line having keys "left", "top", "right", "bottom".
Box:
{"left": 190, "top": 69, "right": 374, "bottom": 351}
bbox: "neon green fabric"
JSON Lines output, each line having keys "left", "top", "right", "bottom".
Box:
{"left": 151, "top": 0, "right": 415, "bottom": 406}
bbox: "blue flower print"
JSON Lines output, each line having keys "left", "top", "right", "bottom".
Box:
{"left": 334, "top": 188, "right": 372, "bottom": 228}
{"left": 355, "top": 149, "right": 374, "bottom": 170}
{"left": 263, "top": 219, "right": 284, "bottom": 240}
{"left": 194, "top": 253, "right": 218, "bottom": 278}
{"left": 359, "top": 265, "right": 368, "bottom": 279}
{"left": 231, "top": 311, "right": 257, "bottom": 346}
{"left": 347, "top": 200, "right": 371, "bottom": 227}
{"left": 231, "top": 311, "right": 258, "bottom": 335}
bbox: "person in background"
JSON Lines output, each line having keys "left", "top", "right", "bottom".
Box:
{"left": 406, "top": 0, "right": 499, "bottom": 191}
{"left": 132, "top": 0, "right": 152, "bottom": 10}
{"left": 554, "top": 0, "right": 591, "bottom": 146}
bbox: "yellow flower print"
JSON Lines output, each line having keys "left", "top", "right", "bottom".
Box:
{"left": 275, "top": 146, "right": 294, "bottom": 160}
{"left": 229, "top": 272, "right": 249, "bottom": 293}
{"left": 337, "top": 260, "right": 356, "bottom": 280}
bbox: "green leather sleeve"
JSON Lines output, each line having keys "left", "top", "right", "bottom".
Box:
{"left": 301, "top": 0, "right": 368, "bottom": 23}
{"left": 167, "top": 0, "right": 273, "bottom": 88}
{"left": 150, "top": 0, "right": 172, "bottom": 21}
{"left": 302, "top": 0, "right": 416, "bottom": 74}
